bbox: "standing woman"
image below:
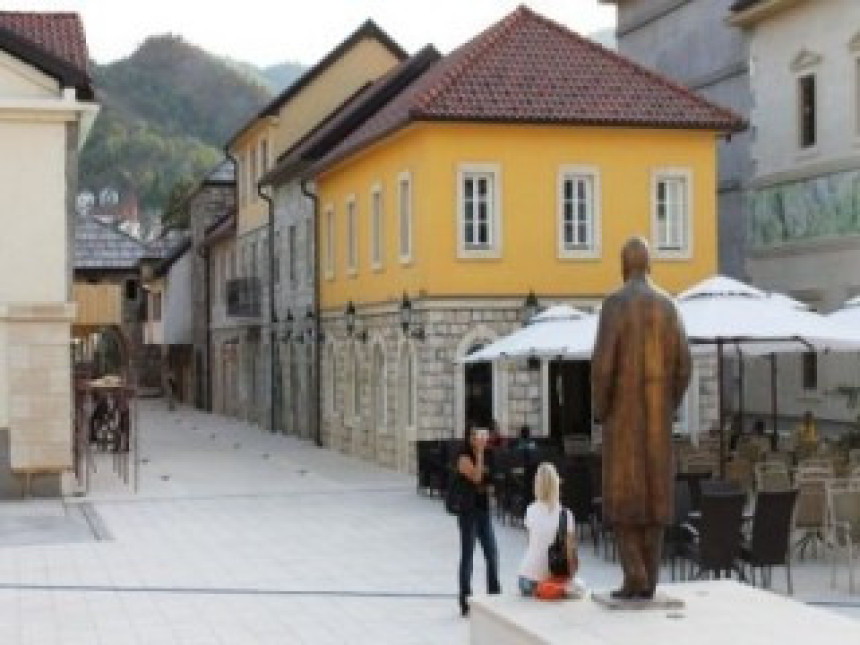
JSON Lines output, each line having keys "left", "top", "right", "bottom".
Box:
{"left": 456, "top": 424, "right": 501, "bottom": 616}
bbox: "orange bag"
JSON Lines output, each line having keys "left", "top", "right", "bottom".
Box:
{"left": 535, "top": 576, "right": 570, "bottom": 600}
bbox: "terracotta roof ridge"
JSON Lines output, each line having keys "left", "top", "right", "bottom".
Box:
{"left": 525, "top": 7, "right": 743, "bottom": 127}
{"left": 412, "top": 5, "right": 528, "bottom": 116}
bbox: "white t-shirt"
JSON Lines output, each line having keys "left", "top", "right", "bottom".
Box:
{"left": 518, "top": 502, "right": 574, "bottom": 581}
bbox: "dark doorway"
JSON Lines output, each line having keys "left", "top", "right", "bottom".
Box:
{"left": 465, "top": 351, "right": 493, "bottom": 429}
{"left": 549, "top": 360, "right": 592, "bottom": 445}
{"left": 195, "top": 351, "right": 204, "bottom": 410}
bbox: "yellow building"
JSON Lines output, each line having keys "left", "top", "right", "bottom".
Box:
{"left": 214, "top": 21, "right": 406, "bottom": 429}
{"left": 309, "top": 7, "right": 742, "bottom": 470}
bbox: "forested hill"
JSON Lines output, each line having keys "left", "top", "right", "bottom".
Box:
{"left": 79, "top": 35, "right": 304, "bottom": 227}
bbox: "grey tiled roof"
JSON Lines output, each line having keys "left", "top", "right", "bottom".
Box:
{"left": 74, "top": 215, "right": 160, "bottom": 270}
{"left": 205, "top": 159, "right": 235, "bottom": 183}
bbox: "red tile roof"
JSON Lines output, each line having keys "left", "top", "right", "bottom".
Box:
{"left": 314, "top": 5, "right": 745, "bottom": 174}
{"left": 0, "top": 11, "right": 89, "bottom": 75}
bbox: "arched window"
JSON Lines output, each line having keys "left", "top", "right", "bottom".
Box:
{"left": 398, "top": 343, "right": 417, "bottom": 429}
{"left": 326, "top": 344, "right": 337, "bottom": 417}
{"left": 371, "top": 344, "right": 386, "bottom": 432}
{"left": 351, "top": 344, "right": 361, "bottom": 419}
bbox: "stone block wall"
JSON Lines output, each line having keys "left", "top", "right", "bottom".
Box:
{"left": 0, "top": 303, "right": 76, "bottom": 496}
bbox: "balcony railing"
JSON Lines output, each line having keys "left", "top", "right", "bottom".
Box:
{"left": 226, "top": 277, "right": 261, "bottom": 318}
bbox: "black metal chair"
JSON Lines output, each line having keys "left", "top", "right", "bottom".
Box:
{"left": 677, "top": 471, "right": 713, "bottom": 511}
{"left": 740, "top": 489, "right": 799, "bottom": 594}
{"left": 680, "top": 491, "right": 746, "bottom": 580}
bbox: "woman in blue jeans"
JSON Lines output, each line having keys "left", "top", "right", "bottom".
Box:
{"left": 456, "top": 424, "right": 501, "bottom": 616}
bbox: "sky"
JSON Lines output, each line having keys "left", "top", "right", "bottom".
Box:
{"left": 3, "top": 0, "right": 616, "bottom": 67}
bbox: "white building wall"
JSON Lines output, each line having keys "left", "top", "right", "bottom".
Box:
{"left": 164, "top": 251, "right": 193, "bottom": 346}
{"left": 748, "top": 0, "right": 860, "bottom": 180}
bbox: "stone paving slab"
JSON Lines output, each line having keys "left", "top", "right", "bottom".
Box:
{"left": 0, "top": 399, "right": 855, "bottom": 643}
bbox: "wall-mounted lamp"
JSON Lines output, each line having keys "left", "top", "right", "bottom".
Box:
{"left": 522, "top": 290, "right": 540, "bottom": 326}
{"left": 399, "top": 292, "right": 425, "bottom": 341}
{"left": 345, "top": 301, "right": 367, "bottom": 342}
{"left": 281, "top": 310, "right": 294, "bottom": 342}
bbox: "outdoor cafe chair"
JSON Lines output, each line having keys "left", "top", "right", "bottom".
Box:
{"left": 825, "top": 479, "right": 860, "bottom": 594}
{"left": 794, "top": 474, "right": 829, "bottom": 559}
{"left": 680, "top": 491, "right": 746, "bottom": 581}
{"left": 740, "top": 489, "right": 798, "bottom": 594}
{"left": 799, "top": 457, "right": 835, "bottom": 473}
{"left": 725, "top": 457, "right": 754, "bottom": 491}
{"left": 755, "top": 462, "right": 792, "bottom": 492}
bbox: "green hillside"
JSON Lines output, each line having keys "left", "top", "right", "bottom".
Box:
{"left": 79, "top": 35, "right": 304, "bottom": 227}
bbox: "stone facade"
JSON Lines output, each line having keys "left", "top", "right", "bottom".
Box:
{"left": 188, "top": 163, "right": 235, "bottom": 411}
{"left": 320, "top": 298, "right": 717, "bottom": 473}
{"left": 271, "top": 179, "right": 317, "bottom": 441}
{"left": 0, "top": 303, "right": 76, "bottom": 495}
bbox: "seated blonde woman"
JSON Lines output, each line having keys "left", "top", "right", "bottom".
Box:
{"left": 517, "top": 462, "right": 579, "bottom": 596}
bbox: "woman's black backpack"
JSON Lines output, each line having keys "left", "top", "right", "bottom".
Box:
{"left": 547, "top": 508, "right": 570, "bottom": 577}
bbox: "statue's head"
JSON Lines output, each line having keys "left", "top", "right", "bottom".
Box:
{"left": 621, "top": 236, "right": 651, "bottom": 281}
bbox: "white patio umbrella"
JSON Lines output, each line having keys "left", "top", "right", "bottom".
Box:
{"left": 827, "top": 295, "right": 860, "bottom": 326}
{"left": 677, "top": 275, "right": 860, "bottom": 474}
{"left": 461, "top": 305, "right": 596, "bottom": 363}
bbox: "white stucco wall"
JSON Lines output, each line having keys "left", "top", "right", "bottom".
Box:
{"left": 164, "top": 251, "right": 193, "bottom": 346}
{"left": 0, "top": 120, "right": 68, "bottom": 303}
{"left": 0, "top": 50, "right": 59, "bottom": 98}
{"left": 749, "top": 0, "right": 860, "bottom": 180}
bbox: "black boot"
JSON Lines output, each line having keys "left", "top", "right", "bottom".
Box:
{"left": 459, "top": 595, "right": 469, "bottom": 617}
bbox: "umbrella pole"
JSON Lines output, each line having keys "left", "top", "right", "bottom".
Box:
{"left": 737, "top": 347, "right": 744, "bottom": 434}
{"left": 718, "top": 340, "right": 725, "bottom": 479}
{"left": 770, "top": 353, "right": 778, "bottom": 450}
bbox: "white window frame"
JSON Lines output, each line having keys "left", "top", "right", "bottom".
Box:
{"left": 651, "top": 168, "right": 693, "bottom": 260}
{"left": 323, "top": 205, "right": 335, "bottom": 280}
{"left": 398, "top": 171, "right": 413, "bottom": 264}
{"left": 457, "top": 163, "right": 502, "bottom": 259}
{"left": 346, "top": 195, "right": 358, "bottom": 276}
{"left": 557, "top": 166, "right": 601, "bottom": 259}
{"left": 370, "top": 183, "right": 384, "bottom": 271}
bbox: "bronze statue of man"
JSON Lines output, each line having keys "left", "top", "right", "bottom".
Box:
{"left": 591, "top": 236, "right": 691, "bottom": 600}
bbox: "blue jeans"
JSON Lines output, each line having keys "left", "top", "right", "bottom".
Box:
{"left": 458, "top": 509, "right": 501, "bottom": 598}
{"left": 518, "top": 577, "right": 538, "bottom": 596}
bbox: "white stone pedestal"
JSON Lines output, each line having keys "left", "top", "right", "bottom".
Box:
{"left": 469, "top": 581, "right": 860, "bottom": 645}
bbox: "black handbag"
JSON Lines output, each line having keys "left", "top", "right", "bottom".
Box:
{"left": 445, "top": 471, "right": 475, "bottom": 515}
{"left": 547, "top": 507, "right": 570, "bottom": 577}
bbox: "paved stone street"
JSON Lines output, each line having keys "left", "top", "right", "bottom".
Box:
{"left": 0, "top": 399, "right": 857, "bottom": 643}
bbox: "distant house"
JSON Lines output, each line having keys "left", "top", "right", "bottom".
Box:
{"left": 217, "top": 20, "right": 407, "bottom": 433}
{"left": 0, "top": 12, "right": 98, "bottom": 496}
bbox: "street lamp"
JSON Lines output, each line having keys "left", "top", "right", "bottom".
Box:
{"left": 522, "top": 290, "right": 540, "bottom": 325}
{"left": 399, "top": 292, "right": 425, "bottom": 340}
{"left": 345, "top": 300, "right": 366, "bottom": 342}
{"left": 282, "top": 310, "right": 294, "bottom": 341}
{"left": 304, "top": 307, "right": 323, "bottom": 343}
